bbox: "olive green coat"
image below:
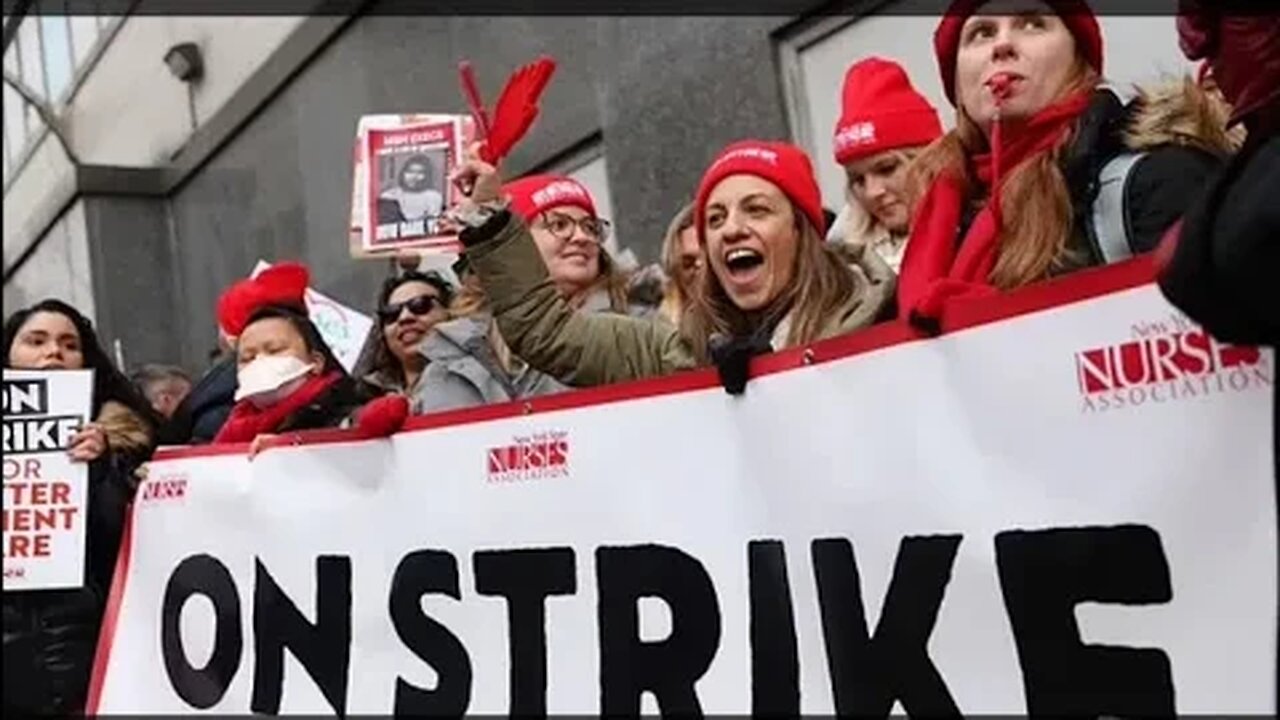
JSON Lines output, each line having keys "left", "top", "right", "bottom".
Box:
{"left": 468, "top": 213, "right": 896, "bottom": 387}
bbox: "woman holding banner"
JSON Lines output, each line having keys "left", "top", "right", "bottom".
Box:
{"left": 417, "top": 174, "right": 645, "bottom": 412}
{"left": 4, "top": 299, "right": 159, "bottom": 716}
{"left": 210, "top": 263, "right": 371, "bottom": 450}
{"left": 354, "top": 270, "right": 454, "bottom": 411}
{"left": 447, "top": 140, "right": 894, "bottom": 394}
{"left": 897, "top": 0, "right": 1231, "bottom": 332}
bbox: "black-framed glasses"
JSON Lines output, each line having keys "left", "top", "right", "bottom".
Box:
{"left": 539, "top": 212, "right": 611, "bottom": 243}
{"left": 379, "top": 294, "right": 441, "bottom": 324}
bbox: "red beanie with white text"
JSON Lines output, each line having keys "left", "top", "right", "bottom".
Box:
{"left": 694, "top": 140, "right": 826, "bottom": 242}
{"left": 834, "top": 57, "right": 943, "bottom": 165}
{"left": 933, "top": 0, "right": 1103, "bottom": 106}
{"left": 502, "top": 174, "right": 597, "bottom": 222}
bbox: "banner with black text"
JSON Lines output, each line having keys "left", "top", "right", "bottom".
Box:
{"left": 90, "top": 265, "right": 1277, "bottom": 715}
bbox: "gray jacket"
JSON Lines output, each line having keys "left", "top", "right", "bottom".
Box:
{"left": 416, "top": 314, "right": 571, "bottom": 413}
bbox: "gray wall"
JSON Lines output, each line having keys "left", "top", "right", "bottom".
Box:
{"left": 156, "top": 14, "right": 795, "bottom": 372}
{"left": 67, "top": 14, "right": 798, "bottom": 371}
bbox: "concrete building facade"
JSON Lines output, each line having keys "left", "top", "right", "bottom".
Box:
{"left": 3, "top": 3, "right": 1190, "bottom": 374}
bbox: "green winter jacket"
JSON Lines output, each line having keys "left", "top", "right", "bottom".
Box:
{"left": 466, "top": 212, "right": 896, "bottom": 387}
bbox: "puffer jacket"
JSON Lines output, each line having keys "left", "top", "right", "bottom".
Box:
{"left": 3, "top": 400, "right": 154, "bottom": 715}
{"left": 1054, "top": 79, "right": 1235, "bottom": 271}
{"left": 417, "top": 314, "right": 571, "bottom": 413}
{"left": 416, "top": 285, "right": 650, "bottom": 412}
{"left": 463, "top": 212, "right": 895, "bottom": 388}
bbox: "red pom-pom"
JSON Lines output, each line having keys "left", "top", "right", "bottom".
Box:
{"left": 355, "top": 395, "right": 410, "bottom": 439}
{"left": 216, "top": 262, "right": 310, "bottom": 337}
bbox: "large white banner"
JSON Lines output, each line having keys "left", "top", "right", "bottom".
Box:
{"left": 3, "top": 369, "right": 93, "bottom": 590}
{"left": 91, "top": 272, "right": 1277, "bottom": 715}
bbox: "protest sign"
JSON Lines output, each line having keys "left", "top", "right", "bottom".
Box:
{"left": 350, "top": 114, "right": 476, "bottom": 257}
{"left": 250, "top": 261, "right": 374, "bottom": 374}
{"left": 89, "top": 262, "right": 1276, "bottom": 715}
{"left": 3, "top": 369, "right": 93, "bottom": 591}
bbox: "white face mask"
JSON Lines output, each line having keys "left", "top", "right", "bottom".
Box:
{"left": 235, "top": 355, "right": 316, "bottom": 408}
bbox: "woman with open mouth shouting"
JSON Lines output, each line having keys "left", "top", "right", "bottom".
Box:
{"left": 446, "top": 140, "right": 894, "bottom": 394}
{"left": 898, "top": 0, "right": 1230, "bottom": 332}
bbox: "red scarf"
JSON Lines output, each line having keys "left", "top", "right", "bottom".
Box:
{"left": 897, "top": 91, "right": 1093, "bottom": 327}
{"left": 213, "top": 370, "right": 343, "bottom": 444}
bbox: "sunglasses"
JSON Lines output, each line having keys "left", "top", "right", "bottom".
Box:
{"left": 379, "top": 294, "right": 441, "bottom": 325}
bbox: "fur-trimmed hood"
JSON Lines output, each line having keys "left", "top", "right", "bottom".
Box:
{"left": 97, "top": 400, "right": 154, "bottom": 454}
{"left": 1124, "top": 75, "right": 1244, "bottom": 157}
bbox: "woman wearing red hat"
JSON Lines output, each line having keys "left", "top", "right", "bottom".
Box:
{"left": 829, "top": 57, "right": 943, "bottom": 273}
{"left": 898, "top": 0, "right": 1230, "bottom": 329}
{"left": 416, "top": 174, "right": 647, "bottom": 411}
{"left": 210, "top": 263, "right": 370, "bottom": 450}
{"left": 447, "top": 140, "right": 894, "bottom": 393}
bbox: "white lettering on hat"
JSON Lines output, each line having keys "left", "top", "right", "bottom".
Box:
{"left": 834, "top": 121, "right": 877, "bottom": 151}
{"left": 531, "top": 181, "right": 590, "bottom": 207}
{"left": 713, "top": 146, "right": 780, "bottom": 170}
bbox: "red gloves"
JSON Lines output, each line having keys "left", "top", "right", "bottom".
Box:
{"left": 354, "top": 395, "right": 409, "bottom": 440}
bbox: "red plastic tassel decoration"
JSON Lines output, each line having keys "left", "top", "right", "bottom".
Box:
{"left": 457, "top": 56, "right": 557, "bottom": 165}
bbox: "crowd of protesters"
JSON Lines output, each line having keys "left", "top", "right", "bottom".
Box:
{"left": 4, "top": 1, "right": 1278, "bottom": 715}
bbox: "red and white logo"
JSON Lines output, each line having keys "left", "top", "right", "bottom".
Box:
{"left": 1075, "top": 314, "right": 1272, "bottom": 413}
{"left": 140, "top": 473, "right": 189, "bottom": 504}
{"left": 834, "top": 121, "right": 877, "bottom": 152}
{"left": 486, "top": 430, "right": 570, "bottom": 484}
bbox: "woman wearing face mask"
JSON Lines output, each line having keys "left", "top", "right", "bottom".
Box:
{"left": 899, "top": 0, "right": 1233, "bottom": 330}
{"left": 447, "top": 140, "right": 894, "bottom": 393}
{"left": 416, "top": 175, "right": 646, "bottom": 412}
{"left": 826, "top": 57, "right": 943, "bottom": 273}
{"left": 212, "top": 265, "right": 367, "bottom": 448}
{"left": 4, "top": 299, "right": 159, "bottom": 716}
{"left": 353, "top": 270, "right": 453, "bottom": 411}
{"left": 657, "top": 203, "right": 702, "bottom": 325}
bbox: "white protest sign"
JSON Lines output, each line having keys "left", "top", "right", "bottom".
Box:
{"left": 90, "top": 272, "right": 1276, "bottom": 715}
{"left": 3, "top": 369, "right": 93, "bottom": 590}
{"left": 251, "top": 261, "right": 374, "bottom": 374}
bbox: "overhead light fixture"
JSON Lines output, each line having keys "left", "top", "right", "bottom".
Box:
{"left": 163, "top": 42, "right": 204, "bottom": 83}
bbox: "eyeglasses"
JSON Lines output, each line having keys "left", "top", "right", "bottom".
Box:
{"left": 379, "top": 294, "right": 441, "bottom": 325}
{"left": 539, "top": 212, "right": 612, "bottom": 243}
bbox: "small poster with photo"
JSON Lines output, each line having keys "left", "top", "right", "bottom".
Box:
{"left": 352, "top": 114, "right": 477, "bottom": 256}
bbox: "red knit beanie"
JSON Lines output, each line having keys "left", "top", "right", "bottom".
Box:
{"left": 216, "top": 262, "right": 309, "bottom": 337}
{"left": 834, "top": 57, "right": 943, "bottom": 165}
{"left": 502, "top": 174, "right": 597, "bottom": 222}
{"left": 694, "top": 140, "right": 826, "bottom": 242}
{"left": 934, "top": 0, "right": 1104, "bottom": 106}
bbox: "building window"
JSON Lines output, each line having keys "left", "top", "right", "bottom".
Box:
{"left": 3, "top": 50, "right": 26, "bottom": 154}
{"left": 68, "top": 15, "right": 100, "bottom": 66}
{"left": 778, "top": 10, "right": 1195, "bottom": 210}
{"left": 40, "top": 14, "right": 74, "bottom": 101}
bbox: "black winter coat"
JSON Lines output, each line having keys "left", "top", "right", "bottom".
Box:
{"left": 3, "top": 424, "right": 147, "bottom": 714}
{"left": 162, "top": 354, "right": 237, "bottom": 445}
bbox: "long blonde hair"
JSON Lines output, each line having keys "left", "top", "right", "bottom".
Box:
{"left": 679, "top": 211, "right": 857, "bottom": 362}
{"left": 904, "top": 61, "right": 1099, "bottom": 289}
{"left": 842, "top": 148, "right": 922, "bottom": 247}
{"left": 658, "top": 203, "right": 697, "bottom": 324}
{"left": 451, "top": 235, "right": 630, "bottom": 373}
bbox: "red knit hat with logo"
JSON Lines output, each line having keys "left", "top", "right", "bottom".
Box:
{"left": 834, "top": 57, "right": 943, "bottom": 165}
{"left": 216, "top": 262, "right": 309, "bottom": 337}
{"left": 694, "top": 140, "right": 826, "bottom": 242}
{"left": 934, "top": 0, "right": 1104, "bottom": 106}
{"left": 502, "top": 174, "right": 597, "bottom": 221}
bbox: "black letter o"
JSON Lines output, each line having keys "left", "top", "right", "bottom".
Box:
{"left": 161, "top": 554, "right": 243, "bottom": 709}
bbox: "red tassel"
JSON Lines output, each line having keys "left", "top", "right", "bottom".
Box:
{"left": 458, "top": 56, "right": 558, "bottom": 165}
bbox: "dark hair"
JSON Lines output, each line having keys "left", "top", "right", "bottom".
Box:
{"left": 352, "top": 270, "right": 455, "bottom": 389}
{"left": 131, "top": 364, "right": 192, "bottom": 390}
{"left": 398, "top": 153, "right": 437, "bottom": 188}
{"left": 4, "top": 299, "right": 161, "bottom": 429}
{"left": 241, "top": 304, "right": 346, "bottom": 376}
